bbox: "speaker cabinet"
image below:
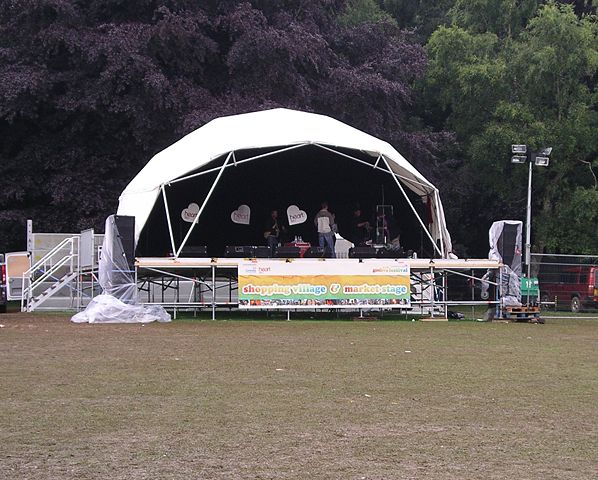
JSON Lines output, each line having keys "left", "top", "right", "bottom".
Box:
{"left": 304, "top": 246, "right": 329, "bottom": 258}
{"left": 274, "top": 246, "right": 301, "bottom": 258}
{"left": 254, "top": 246, "right": 273, "bottom": 258}
{"left": 225, "top": 245, "right": 254, "bottom": 258}
{"left": 498, "top": 223, "right": 520, "bottom": 271}
{"left": 224, "top": 246, "right": 273, "bottom": 258}
{"left": 114, "top": 215, "right": 135, "bottom": 269}
{"left": 377, "top": 248, "right": 406, "bottom": 259}
{"left": 179, "top": 245, "right": 208, "bottom": 258}
{"left": 349, "top": 246, "right": 377, "bottom": 259}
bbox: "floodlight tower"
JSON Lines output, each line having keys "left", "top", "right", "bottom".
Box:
{"left": 511, "top": 145, "right": 552, "bottom": 282}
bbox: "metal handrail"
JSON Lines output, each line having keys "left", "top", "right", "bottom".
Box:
{"left": 21, "top": 236, "right": 80, "bottom": 312}
{"left": 24, "top": 236, "right": 75, "bottom": 277}
{"left": 22, "top": 255, "right": 78, "bottom": 311}
{"left": 21, "top": 254, "right": 73, "bottom": 310}
{"left": 29, "top": 255, "right": 74, "bottom": 290}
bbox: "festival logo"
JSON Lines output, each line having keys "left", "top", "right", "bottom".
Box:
{"left": 181, "top": 203, "right": 200, "bottom": 223}
{"left": 231, "top": 204, "right": 251, "bottom": 225}
{"left": 287, "top": 205, "right": 307, "bottom": 225}
{"left": 372, "top": 264, "right": 409, "bottom": 275}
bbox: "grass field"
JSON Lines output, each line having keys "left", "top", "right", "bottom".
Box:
{"left": 1, "top": 313, "right": 596, "bottom": 479}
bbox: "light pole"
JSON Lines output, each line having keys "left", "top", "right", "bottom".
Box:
{"left": 511, "top": 144, "right": 552, "bottom": 283}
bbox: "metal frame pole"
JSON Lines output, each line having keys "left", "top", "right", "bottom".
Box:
{"left": 432, "top": 191, "right": 446, "bottom": 257}
{"left": 212, "top": 264, "right": 216, "bottom": 320}
{"left": 429, "top": 264, "right": 435, "bottom": 317}
{"left": 525, "top": 159, "right": 533, "bottom": 306}
{"left": 442, "top": 271, "right": 447, "bottom": 319}
{"left": 169, "top": 145, "right": 307, "bottom": 185}
{"left": 314, "top": 144, "right": 432, "bottom": 191}
{"left": 526, "top": 159, "right": 532, "bottom": 279}
{"left": 381, "top": 156, "right": 443, "bottom": 257}
{"left": 161, "top": 185, "right": 177, "bottom": 256}
{"left": 176, "top": 152, "right": 233, "bottom": 257}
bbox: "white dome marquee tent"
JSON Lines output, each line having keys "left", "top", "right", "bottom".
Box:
{"left": 117, "top": 108, "right": 453, "bottom": 258}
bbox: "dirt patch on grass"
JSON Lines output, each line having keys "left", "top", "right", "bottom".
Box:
{"left": 1, "top": 314, "right": 597, "bottom": 479}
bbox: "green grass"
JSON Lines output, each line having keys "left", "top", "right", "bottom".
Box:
{"left": 1, "top": 313, "right": 597, "bottom": 479}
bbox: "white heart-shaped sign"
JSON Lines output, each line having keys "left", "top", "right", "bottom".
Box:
{"left": 231, "top": 204, "right": 251, "bottom": 225}
{"left": 181, "top": 203, "right": 200, "bottom": 223}
{"left": 287, "top": 205, "right": 307, "bottom": 225}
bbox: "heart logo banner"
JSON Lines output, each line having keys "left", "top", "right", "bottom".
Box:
{"left": 231, "top": 204, "right": 251, "bottom": 225}
{"left": 287, "top": 205, "right": 307, "bottom": 225}
{"left": 181, "top": 203, "right": 200, "bottom": 223}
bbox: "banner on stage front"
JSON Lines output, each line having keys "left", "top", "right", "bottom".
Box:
{"left": 238, "top": 260, "right": 410, "bottom": 309}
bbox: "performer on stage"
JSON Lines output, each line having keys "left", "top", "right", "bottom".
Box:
{"left": 314, "top": 202, "right": 336, "bottom": 257}
{"left": 264, "top": 209, "right": 285, "bottom": 250}
{"left": 348, "top": 206, "right": 371, "bottom": 246}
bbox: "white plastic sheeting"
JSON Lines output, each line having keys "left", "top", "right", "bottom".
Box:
{"left": 72, "top": 216, "right": 171, "bottom": 324}
{"left": 117, "top": 108, "right": 453, "bottom": 256}
{"left": 71, "top": 294, "right": 171, "bottom": 324}
{"left": 489, "top": 220, "right": 522, "bottom": 307}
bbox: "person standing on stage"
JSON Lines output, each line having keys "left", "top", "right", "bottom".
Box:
{"left": 314, "top": 202, "right": 336, "bottom": 257}
{"left": 264, "top": 209, "right": 284, "bottom": 250}
{"left": 349, "top": 206, "right": 371, "bottom": 246}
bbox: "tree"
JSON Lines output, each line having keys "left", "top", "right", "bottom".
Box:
{"left": 425, "top": 26, "right": 507, "bottom": 138}
{"left": 0, "top": 0, "right": 445, "bottom": 252}
{"left": 381, "top": 0, "right": 456, "bottom": 39}
{"left": 450, "top": 0, "right": 538, "bottom": 38}
{"left": 339, "top": 0, "right": 394, "bottom": 27}
{"left": 424, "top": 1, "right": 598, "bottom": 255}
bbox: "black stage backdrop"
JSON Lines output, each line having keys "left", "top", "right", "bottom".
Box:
{"left": 136, "top": 145, "right": 430, "bottom": 257}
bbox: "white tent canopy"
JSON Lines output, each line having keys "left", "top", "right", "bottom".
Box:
{"left": 117, "top": 108, "right": 453, "bottom": 257}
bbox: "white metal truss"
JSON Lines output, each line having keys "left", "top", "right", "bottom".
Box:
{"left": 161, "top": 184, "right": 177, "bottom": 256}
{"left": 167, "top": 144, "right": 308, "bottom": 185}
{"left": 174, "top": 151, "right": 232, "bottom": 257}
{"left": 380, "top": 155, "right": 443, "bottom": 257}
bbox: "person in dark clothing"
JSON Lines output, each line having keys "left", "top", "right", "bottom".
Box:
{"left": 348, "top": 206, "right": 371, "bottom": 246}
{"left": 386, "top": 212, "right": 400, "bottom": 245}
{"left": 264, "top": 209, "right": 285, "bottom": 250}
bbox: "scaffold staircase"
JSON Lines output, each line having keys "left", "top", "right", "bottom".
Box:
{"left": 21, "top": 236, "right": 96, "bottom": 312}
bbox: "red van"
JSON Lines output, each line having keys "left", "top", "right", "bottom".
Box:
{"left": 540, "top": 265, "right": 598, "bottom": 313}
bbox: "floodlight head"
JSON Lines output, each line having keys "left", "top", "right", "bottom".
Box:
{"left": 538, "top": 147, "right": 552, "bottom": 156}
{"left": 535, "top": 156, "right": 550, "bottom": 167}
{"left": 512, "top": 144, "right": 527, "bottom": 154}
{"left": 511, "top": 155, "right": 527, "bottom": 164}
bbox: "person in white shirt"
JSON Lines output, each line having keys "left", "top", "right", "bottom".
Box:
{"left": 314, "top": 202, "right": 336, "bottom": 258}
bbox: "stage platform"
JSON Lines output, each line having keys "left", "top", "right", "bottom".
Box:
{"left": 135, "top": 257, "right": 502, "bottom": 319}
{"left": 136, "top": 256, "right": 501, "bottom": 270}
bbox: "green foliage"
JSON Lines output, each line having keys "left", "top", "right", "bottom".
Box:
{"left": 513, "top": 2, "right": 598, "bottom": 120}
{"left": 537, "top": 187, "right": 598, "bottom": 253}
{"left": 381, "top": 0, "right": 455, "bottom": 37}
{"left": 424, "top": 1, "right": 598, "bottom": 255}
{"left": 425, "top": 26, "right": 506, "bottom": 137}
{"left": 450, "top": 0, "right": 538, "bottom": 37}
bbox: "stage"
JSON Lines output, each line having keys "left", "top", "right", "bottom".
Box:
{"left": 136, "top": 257, "right": 501, "bottom": 270}
{"left": 135, "top": 256, "right": 502, "bottom": 319}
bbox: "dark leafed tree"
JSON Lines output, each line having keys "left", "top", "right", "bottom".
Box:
{"left": 0, "top": 0, "right": 447, "bottom": 252}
